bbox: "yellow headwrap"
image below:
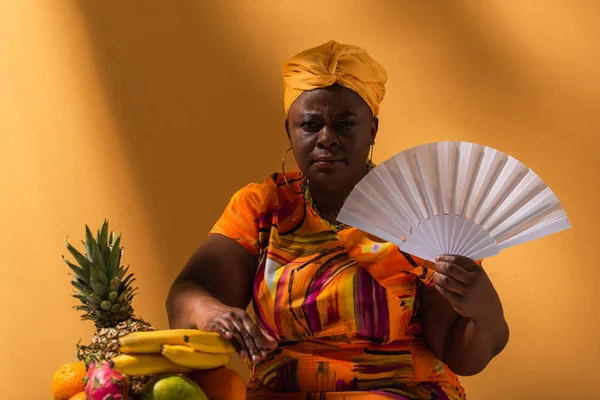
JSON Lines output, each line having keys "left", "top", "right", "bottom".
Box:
{"left": 282, "top": 40, "right": 387, "bottom": 116}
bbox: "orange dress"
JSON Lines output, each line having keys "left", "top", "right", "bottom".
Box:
{"left": 210, "top": 172, "right": 466, "bottom": 400}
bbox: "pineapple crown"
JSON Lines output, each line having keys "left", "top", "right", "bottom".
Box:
{"left": 63, "top": 220, "right": 137, "bottom": 328}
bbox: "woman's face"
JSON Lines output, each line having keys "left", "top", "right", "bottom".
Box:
{"left": 286, "top": 85, "right": 378, "bottom": 192}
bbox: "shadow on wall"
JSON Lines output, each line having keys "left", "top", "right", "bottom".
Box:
{"left": 74, "top": 1, "right": 542, "bottom": 280}
{"left": 76, "top": 2, "right": 288, "bottom": 280}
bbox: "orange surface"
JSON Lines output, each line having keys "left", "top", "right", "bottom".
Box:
{"left": 51, "top": 363, "right": 86, "bottom": 400}
{"left": 192, "top": 367, "right": 247, "bottom": 400}
{"left": 68, "top": 392, "right": 86, "bottom": 400}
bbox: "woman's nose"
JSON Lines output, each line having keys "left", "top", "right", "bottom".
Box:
{"left": 316, "top": 125, "right": 339, "bottom": 149}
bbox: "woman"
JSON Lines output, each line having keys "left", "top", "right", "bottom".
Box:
{"left": 166, "top": 40, "right": 509, "bottom": 400}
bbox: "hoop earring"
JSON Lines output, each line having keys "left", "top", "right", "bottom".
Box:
{"left": 368, "top": 142, "right": 375, "bottom": 168}
{"left": 281, "top": 147, "right": 304, "bottom": 195}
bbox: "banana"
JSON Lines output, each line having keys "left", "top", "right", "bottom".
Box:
{"left": 160, "top": 345, "right": 229, "bottom": 370}
{"left": 183, "top": 331, "right": 234, "bottom": 353}
{"left": 118, "top": 329, "right": 199, "bottom": 354}
{"left": 110, "top": 353, "right": 193, "bottom": 376}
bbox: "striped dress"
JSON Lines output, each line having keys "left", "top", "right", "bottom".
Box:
{"left": 210, "top": 172, "right": 466, "bottom": 400}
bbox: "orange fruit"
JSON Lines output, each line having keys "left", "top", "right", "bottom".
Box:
{"left": 191, "top": 367, "right": 246, "bottom": 400}
{"left": 69, "top": 392, "right": 86, "bottom": 400}
{"left": 51, "top": 362, "right": 87, "bottom": 400}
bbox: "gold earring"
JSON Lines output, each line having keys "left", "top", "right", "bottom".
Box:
{"left": 281, "top": 147, "right": 304, "bottom": 195}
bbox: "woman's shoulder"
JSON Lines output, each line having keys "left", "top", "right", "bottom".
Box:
{"left": 255, "top": 171, "right": 303, "bottom": 194}
{"left": 232, "top": 171, "right": 303, "bottom": 208}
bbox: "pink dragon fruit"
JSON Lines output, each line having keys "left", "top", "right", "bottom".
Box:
{"left": 84, "top": 362, "right": 131, "bottom": 400}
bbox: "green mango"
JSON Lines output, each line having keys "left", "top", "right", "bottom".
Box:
{"left": 142, "top": 375, "right": 208, "bottom": 400}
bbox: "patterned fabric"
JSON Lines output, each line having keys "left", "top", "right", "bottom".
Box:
{"left": 210, "top": 172, "right": 466, "bottom": 400}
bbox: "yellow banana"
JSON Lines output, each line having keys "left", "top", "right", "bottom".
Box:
{"left": 110, "top": 353, "right": 193, "bottom": 376}
{"left": 182, "top": 331, "right": 234, "bottom": 353}
{"left": 118, "top": 329, "right": 199, "bottom": 354}
{"left": 160, "top": 345, "right": 229, "bottom": 370}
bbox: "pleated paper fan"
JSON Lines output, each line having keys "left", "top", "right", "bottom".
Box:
{"left": 337, "top": 141, "right": 571, "bottom": 262}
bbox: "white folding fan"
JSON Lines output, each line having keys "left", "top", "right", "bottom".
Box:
{"left": 337, "top": 141, "right": 571, "bottom": 262}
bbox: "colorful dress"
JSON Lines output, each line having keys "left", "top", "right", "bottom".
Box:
{"left": 210, "top": 172, "right": 466, "bottom": 400}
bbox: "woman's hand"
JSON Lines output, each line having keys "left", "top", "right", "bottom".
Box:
{"left": 422, "top": 255, "right": 509, "bottom": 375}
{"left": 193, "top": 298, "right": 277, "bottom": 363}
{"left": 432, "top": 255, "right": 503, "bottom": 324}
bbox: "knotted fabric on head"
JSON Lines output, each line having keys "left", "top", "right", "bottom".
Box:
{"left": 282, "top": 40, "right": 387, "bottom": 116}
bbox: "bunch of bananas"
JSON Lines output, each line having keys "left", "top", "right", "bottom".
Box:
{"left": 110, "top": 329, "right": 234, "bottom": 376}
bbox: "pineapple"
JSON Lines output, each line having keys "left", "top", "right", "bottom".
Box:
{"left": 63, "top": 220, "right": 155, "bottom": 397}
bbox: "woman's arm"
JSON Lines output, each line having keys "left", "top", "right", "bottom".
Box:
{"left": 420, "top": 255, "right": 509, "bottom": 376}
{"left": 166, "top": 233, "right": 256, "bottom": 327}
{"left": 166, "top": 233, "right": 276, "bottom": 361}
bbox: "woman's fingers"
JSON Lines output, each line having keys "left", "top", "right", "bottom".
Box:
{"left": 207, "top": 320, "right": 247, "bottom": 358}
{"left": 437, "top": 254, "right": 480, "bottom": 272}
{"left": 432, "top": 270, "right": 465, "bottom": 296}
{"left": 222, "top": 312, "right": 264, "bottom": 362}
{"left": 243, "top": 318, "right": 278, "bottom": 355}
{"left": 434, "top": 282, "right": 463, "bottom": 305}
{"left": 204, "top": 308, "right": 276, "bottom": 363}
{"left": 224, "top": 314, "right": 256, "bottom": 359}
{"left": 240, "top": 316, "right": 267, "bottom": 362}
{"left": 434, "top": 260, "right": 472, "bottom": 285}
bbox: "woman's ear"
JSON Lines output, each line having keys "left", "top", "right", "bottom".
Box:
{"left": 371, "top": 117, "right": 379, "bottom": 142}
{"left": 285, "top": 118, "right": 290, "bottom": 139}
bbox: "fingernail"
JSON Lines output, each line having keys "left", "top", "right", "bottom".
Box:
{"left": 435, "top": 257, "right": 440, "bottom": 262}
{"left": 251, "top": 355, "right": 257, "bottom": 361}
{"left": 260, "top": 351, "right": 267, "bottom": 358}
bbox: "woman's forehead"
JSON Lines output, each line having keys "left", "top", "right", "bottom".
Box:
{"left": 290, "top": 86, "right": 371, "bottom": 116}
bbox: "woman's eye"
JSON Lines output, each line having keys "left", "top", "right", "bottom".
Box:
{"left": 338, "top": 121, "right": 355, "bottom": 129}
{"left": 301, "top": 121, "right": 319, "bottom": 130}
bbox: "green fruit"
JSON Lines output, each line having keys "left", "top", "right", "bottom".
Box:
{"left": 142, "top": 375, "right": 208, "bottom": 400}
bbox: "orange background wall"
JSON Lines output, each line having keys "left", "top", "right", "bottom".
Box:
{"left": 1, "top": 1, "right": 598, "bottom": 399}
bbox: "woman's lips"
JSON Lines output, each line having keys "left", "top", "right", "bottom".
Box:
{"left": 313, "top": 159, "right": 344, "bottom": 168}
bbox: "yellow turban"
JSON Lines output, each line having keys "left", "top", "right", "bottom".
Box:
{"left": 282, "top": 40, "right": 387, "bottom": 116}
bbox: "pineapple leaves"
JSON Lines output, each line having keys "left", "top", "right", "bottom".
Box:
{"left": 72, "top": 294, "right": 94, "bottom": 306}
{"left": 84, "top": 226, "right": 95, "bottom": 258}
{"left": 66, "top": 220, "right": 139, "bottom": 326}
{"left": 89, "top": 263, "right": 108, "bottom": 297}
{"left": 107, "top": 235, "right": 122, "bottom": 278}
{"left": 91, "top": 242, "right": 106, "bottom": 272}
{"left": 65, "top": 242, "right": 91, "bottom": 274}
{"left": 116, "top": 286, "right": 136, "bottom": 304}
{"left": 109, "top": 277, "right": 120, "bottom": 293}
{"left": 85, "top": 226, "right": 106, "bottom": 272}
{"left": 97, "top": 220, "right": 109, "bottom": 263}
{"left": 124, "top": 289, "right": 136, "bottom": 304}
{"left": 74, "top": 305, "right": 93, "bottom": 313}
{"left": 70, "top": 279, "right": 91, "bottom": 294}
{"left": 63, "top": 257, "right": 90, "bottom": 285}
{"left": 108, "top": 291, "right": 118, "bottom": 303}
{"left": 117, "top": 265, "right": 130, "bottom": 282}
{"left": 120, "top": 273, "right": 135, "bottom": 291}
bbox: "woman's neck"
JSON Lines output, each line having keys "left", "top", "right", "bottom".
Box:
{"left": 308, "top": 175, "right": 365, "bottom": 225}
{"left": 308, "top": 186, "right": 351, "bottom": 224}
